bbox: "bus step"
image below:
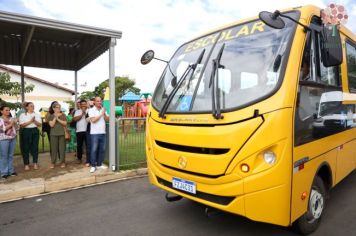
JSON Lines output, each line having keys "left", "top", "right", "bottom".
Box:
{"left": 165, "top": 193, "right": 183, "bottom": 202}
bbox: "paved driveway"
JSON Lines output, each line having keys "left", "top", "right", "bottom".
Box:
{"left": 0, "top": 172, "right": 355, "bottom": 236}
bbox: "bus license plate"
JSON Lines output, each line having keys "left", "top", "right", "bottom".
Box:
{"left": 172, "top": 177, "right": 196, "bottom": 194}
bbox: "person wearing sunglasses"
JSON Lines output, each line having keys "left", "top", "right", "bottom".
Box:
{"left": 48, "top": 103, "right": 67, "bottom": 168}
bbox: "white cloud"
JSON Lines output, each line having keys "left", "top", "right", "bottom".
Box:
{"left": 6, "top": 0, "right": 356, "bottom": 95}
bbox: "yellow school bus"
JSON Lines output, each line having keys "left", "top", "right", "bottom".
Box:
{"left": 142, "top": 5, "right": 356, "bottom": 235}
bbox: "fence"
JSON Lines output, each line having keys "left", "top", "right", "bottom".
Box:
{"left": 15, "top": 118, "right": 147, "bottom": 170}
{"left": 116, "top": 117, "right": 147, "bottom": 170}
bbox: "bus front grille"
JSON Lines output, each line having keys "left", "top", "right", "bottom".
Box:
{"left": 155, "top": 140, "right": 230, "bottom": 155}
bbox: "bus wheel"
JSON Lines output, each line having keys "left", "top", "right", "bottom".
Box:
{"left": 294, "top": 176, "right": 326, "bottom": 235}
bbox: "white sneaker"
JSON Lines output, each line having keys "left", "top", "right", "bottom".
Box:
{"left": 89, "top": 167, "right": 96, "bottom": 173}
{"left": 97, "top": 165, "right": 108, "bottom": 170}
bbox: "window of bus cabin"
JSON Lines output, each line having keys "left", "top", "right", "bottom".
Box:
{"left": 346, "top": 41, "right": 356, "bottom": 92}
{"left": 294, "top": 17, "right": 353, "bottom": 146}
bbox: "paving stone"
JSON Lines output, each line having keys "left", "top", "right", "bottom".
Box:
{"left": 0, "top": 179, "right": 45, "bottom": 202}
{"left": 45, "top": 173, "right": 96, "bottom": 192}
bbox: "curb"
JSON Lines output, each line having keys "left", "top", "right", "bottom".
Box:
{"left": 0, "top": 168, "right": 148, "bottom": 203}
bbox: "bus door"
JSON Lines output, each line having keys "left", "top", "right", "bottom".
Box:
{"left": 294, "top": 16, "right": 356, "bottom": 185}
{"left": 336, "top": 40, "right": 356, "bottom": 182}
{"left": 292, "top": 17, "right": 343, "bottom": 220}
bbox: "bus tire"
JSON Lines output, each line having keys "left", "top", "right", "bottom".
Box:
{"left": 294, "top": 176, "right": 326, "bottom": 235}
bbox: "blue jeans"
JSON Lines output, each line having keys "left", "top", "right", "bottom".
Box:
{"left": 0, "top": 138, "right": 16, "bottom": 176}
{"left": 90, "top": 134, "right": 106, "bottom": 167}
{"left": 86, "top": 131, "right": 91, "bottom": 164}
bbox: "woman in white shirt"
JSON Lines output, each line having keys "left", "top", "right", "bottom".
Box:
{"left": 19, "top": 102, "right": 41, "bottom": 170}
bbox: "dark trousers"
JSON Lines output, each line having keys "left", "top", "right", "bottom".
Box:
{"left": 19, "top": 128, "right": 23, "bottom": 155}
{"left": 90, "top": 134, "right": 106, "bottom": 167}
{"left": 76, "top": 132, "right": 87, "bottom": 161}
{"left": 21, "top": 128, "right": 40, "bottom": 165}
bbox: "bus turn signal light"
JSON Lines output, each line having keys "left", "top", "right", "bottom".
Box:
{"left": 301, "top": 191, "right": 308, "bottom": 200}
{"left": 240, "top": 164, "right": 250, "bottom": 173}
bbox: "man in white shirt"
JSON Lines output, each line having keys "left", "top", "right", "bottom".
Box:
{"left": 88, "top": 96, "right": 109, "bottom": 173}
{"left": 73, "top": 99, "right": 89, "bottom": 165}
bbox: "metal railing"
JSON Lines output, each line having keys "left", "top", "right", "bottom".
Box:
{"left": 15, "top": 118, "right": 148, "bottom": 171}
{"left": 116, "top": 118, "right": 147, "bottom": 170}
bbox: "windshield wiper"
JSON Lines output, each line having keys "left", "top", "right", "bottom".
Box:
{"left": 209, "top": 43, "right": 225, "bottom": 120}
{"left": 187, "top": 49, "right": 205, "bottom": 90}
{"left": 159, "top": 49, "right": 206, "bottom": 118}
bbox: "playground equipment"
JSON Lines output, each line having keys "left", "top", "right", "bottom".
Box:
{"left": 103, "top": 87, "right": 123, "bottom": 117}
{"left": 119, "top": 91, "right": 152, "bottom": 118}
{"left": 102, "top": 87, "right": 151, "bottom": 118}
{"left": 119, "top": 91, "right": 152, "bottom": 136}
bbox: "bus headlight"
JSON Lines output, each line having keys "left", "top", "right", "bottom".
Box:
{"left": 263, "top": 151, "right": 276, "bottom": 165}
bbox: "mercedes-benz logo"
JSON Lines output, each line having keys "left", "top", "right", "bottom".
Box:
{"left": 178, "top": 156, "right": 187, "bottom": 169}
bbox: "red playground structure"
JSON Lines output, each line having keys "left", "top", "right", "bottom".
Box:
{"left": 119, "top": 92, "right": 151, "bottom": 135}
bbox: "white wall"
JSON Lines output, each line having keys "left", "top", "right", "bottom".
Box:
{"left": 0, "top": 68, "right": 73, "bottom": 114}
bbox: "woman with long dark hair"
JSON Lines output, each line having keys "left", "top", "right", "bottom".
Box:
{"left": 0, "top": 105, "right": 17, "bottom": 179}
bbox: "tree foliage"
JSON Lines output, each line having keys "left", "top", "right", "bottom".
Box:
{"left": 78, "top": 91, "right": 96, "bottom": 101}
{"left": 80, "top": 76, "right": 140, "bottom": 105}
{"left": 0, "top": 72, "right": 35, "bottom": 109}
{"left": 64, "top": 100, "right": 75, "bottom": 109}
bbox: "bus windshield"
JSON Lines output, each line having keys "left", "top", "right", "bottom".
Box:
{"left": 152, "top": 12, "right": 299, "bottom": 114}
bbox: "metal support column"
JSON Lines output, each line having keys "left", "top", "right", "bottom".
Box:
{"left": 21, "top": 64, "right": 25, "bottom": 103}
{"left": 74, "top": 71, "right": 78, "bottom": 108}
{"left": 20, "top": 26, "right": 35, "bottom": 104}
{"left": 109, "top": 38, "right": 117, "bottom": 171}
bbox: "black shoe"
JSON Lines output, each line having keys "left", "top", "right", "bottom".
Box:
{"left": 10, "top": 172, "right": 17, "bottom": 176}
{"left": 1, "top": 175, "right": 8, "bottom": 179}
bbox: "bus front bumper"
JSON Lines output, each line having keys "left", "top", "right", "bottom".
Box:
{"left": 147, "top": 157, "right": 291, "bottom": 227}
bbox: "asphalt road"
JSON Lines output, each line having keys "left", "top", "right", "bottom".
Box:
{"left": 0, "top": 172, "right": 355, "bottom": 236}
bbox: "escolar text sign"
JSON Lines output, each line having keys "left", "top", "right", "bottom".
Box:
{"left": 184, "top": 21, "right": 266, "bottom": 53}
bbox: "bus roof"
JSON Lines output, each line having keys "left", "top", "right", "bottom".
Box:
{"left": 190, "top": 5, "right": 355, "bottom": 43}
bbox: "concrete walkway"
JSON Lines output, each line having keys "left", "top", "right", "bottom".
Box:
{"left": 0, "top": 152, "right": 147, "bottom": 202}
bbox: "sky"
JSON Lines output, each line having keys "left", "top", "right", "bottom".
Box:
{"left": 0, "top": 0, "right": 355, "bottom": 95}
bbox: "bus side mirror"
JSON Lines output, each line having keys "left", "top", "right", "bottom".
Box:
{"left": 258, "top": 11, "right": 285, "bottom": 29}
{"left": 320, "top": 26, "right": 343, "bottom": 67}
{"left": 141, "top": 50, "right": 155, "bottom": 65}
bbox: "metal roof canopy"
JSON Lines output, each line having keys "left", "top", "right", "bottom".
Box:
{"left": 0, "top": 10, "right": 122, "bottom": 71}
{"left": 0, "top": 10, "right": 122, "bottom": 172}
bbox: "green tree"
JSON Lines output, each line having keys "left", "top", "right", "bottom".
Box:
{"left": 64, "top": 100, "right": 75, "bottom": 109}
{"left": 0, "top": 72, "right": 34, "bottom": 109}
{"left": 93, "top": 76, "right": 140, "bottom": 105}
{"left": 78, "top": 90, "right": 96, "bottom": 101}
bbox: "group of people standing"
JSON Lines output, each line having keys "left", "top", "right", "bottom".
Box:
{"left": 0, "top": 96, "right": 109, "bottom": 179}
{"left": 46, "top": 96, "right": 109, "bottom": 173}
{"left": 0, "top": 102, "right": 41, "bottom": 178}
{"left": 72, "top": 97, "right": 109, "bottom": 173}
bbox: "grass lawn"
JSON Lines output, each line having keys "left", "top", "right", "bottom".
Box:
{"left": 117, "top": 131, "right": 146, "bottom": 170}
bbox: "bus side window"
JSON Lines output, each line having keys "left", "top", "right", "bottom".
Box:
{"left": 299, "top": 32, "right": 315, "bottom": 82}
{"left": 316, "top": 33, "right": 340, "bottom": 86}
{"left": 346, "top": 42, "right": 356, "bottom": 92}
{"left": 295, "top": 18, "right": 351, "bottom": 146}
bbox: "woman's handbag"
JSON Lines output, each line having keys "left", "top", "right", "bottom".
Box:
{"left": 64, "top": 127, "right": 70, "bottom": 141}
